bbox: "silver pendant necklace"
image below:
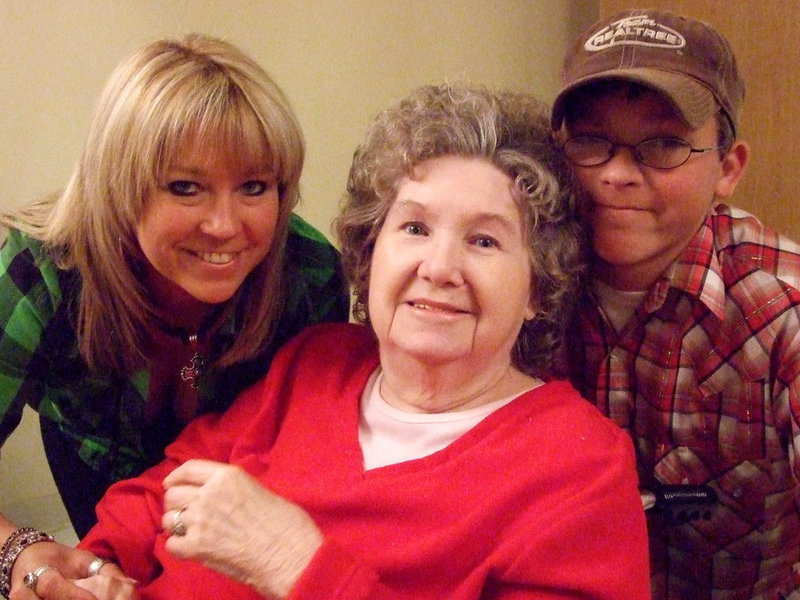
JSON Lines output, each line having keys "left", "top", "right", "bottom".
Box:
{"left": 179, "top": 333, "right": 205, "bottom": 389}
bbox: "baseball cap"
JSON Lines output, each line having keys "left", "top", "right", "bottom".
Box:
{"left": 551, "top": 9, "right": 744, "bottom": 136}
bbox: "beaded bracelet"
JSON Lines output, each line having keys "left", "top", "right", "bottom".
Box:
{"left": 0, "top": 527, "right": 54, "bottom": 598}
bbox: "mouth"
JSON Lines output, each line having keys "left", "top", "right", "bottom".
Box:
{"left": 192, "top": 251, "right": 239, "bottom": 265}
{"left": 593, "top": 202, "right": 647, "bottom": 212}
{"left": 408, "top": 301, "right": 467, "bottom": 315}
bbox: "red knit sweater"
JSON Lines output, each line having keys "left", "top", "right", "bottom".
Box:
{"left": 81, "top": 323, "right": 650, "bottom": 599}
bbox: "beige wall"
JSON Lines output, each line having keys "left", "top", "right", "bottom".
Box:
{"left": 0, "top": 0, "right": 597, "bottom": 236}
{"left": 0, "top": 0, "right": 598, "bottom": 537}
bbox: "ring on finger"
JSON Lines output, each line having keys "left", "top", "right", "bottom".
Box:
{"left": 87, "top": 556, "right": 111, "bottom": 577}
{"left": 171, "top": 507, "right": 188, "bottom": 537}
{"left": 23, "top": 565, "right": 56, "bottom": 594}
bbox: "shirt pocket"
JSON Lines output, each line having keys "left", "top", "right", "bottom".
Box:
{"left": 663, "top": 384, "right": 769, "bottom": 466}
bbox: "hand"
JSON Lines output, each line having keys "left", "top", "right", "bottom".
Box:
{"left": 71, "top": 568, "right": 139, "bottom": 600}
{"left": 9, "top": 542, "right": 127, "bottom": 600}
{"left": 162, "top": 460, "right": 323, "bottom": 599}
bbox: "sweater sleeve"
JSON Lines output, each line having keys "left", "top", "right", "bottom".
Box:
{"left": 77, "top": 458, "right": 174, "bottom": 584}
{"left": 78, "top": 374, "right": 275, "bottom": 583}
{"left": 288, "top": 540, "right": 404, "bottom": 600}
{"left": 499, "top": 420, "right": 651, "bottom": 600}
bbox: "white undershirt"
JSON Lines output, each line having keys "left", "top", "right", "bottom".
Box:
{"left": 358, "top": 368, "right": 528, "bottom": 470}
{"left": 592, "top": 279, "right": 648, "bottom": 333}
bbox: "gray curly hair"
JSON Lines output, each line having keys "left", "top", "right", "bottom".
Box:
{"left": 335, "top": 83, "right": 585, "bottom": 378}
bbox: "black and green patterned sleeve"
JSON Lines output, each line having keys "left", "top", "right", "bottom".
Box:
{"left": 0, "top": 229, "right": 62, "bottom": 447}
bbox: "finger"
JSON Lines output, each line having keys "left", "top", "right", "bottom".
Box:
{"left": 162, "top": 459, "right": 225, "bottom": 488}
{"left": 72, "top": 551, "right": 109, "bottom": 581}
{"left": 160, "top": 507, "right": 189, "bottom": 537}
{"left": 82, "top": 558, "right": 135, "bottom": 585}
{"left": 12, "top": 547, "right": 103, "bottom": 598}
{"left": 72, "top": 574, "right": 138, "bottom": 600}
{"left": 29, "top": 570, "right": 99, "bottom": 600}
{"left": 163, "top": 485, "right": 198, "bottom": 512}
{"left": 102, "top": 565, "right": 139, "bottom": 586}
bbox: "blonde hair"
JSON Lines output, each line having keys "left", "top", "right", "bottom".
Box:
{"left": 335, "top": 83, "right": 585, "bottom": 377}
{"left": 1, "top": 34, "right": 305, "bottom": 373}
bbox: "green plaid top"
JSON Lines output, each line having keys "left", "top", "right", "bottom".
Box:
{"left": 0, "top": 213, "right": 349, "bottom": 481}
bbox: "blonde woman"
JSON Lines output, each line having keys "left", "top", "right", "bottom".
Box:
{"left": 0, "top": 34, "right": 347, "bottom": 598}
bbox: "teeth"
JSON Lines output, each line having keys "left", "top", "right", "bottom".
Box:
{"left": 412, "top": 302, "right": 460, "bottom": 313}
{"left": 198, "top": 252, "right": 235, "bottom": 264}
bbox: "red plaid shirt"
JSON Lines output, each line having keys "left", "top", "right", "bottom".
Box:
{"left": 569, "top": 204, "right": 800, "bottom": 600}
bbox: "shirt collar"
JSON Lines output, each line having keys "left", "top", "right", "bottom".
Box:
{"left": 659, "top": 213, "right": 727, "bottom": 320}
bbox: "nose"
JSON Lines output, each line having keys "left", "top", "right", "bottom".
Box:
{"left": 599, "top": 145, "right": 644, "bottom": 187}
{"left": 199, "top": 193, "right": 241, "bottom": 239}
{"left": 417, "top": 235, "right": 465, "bottom": 287}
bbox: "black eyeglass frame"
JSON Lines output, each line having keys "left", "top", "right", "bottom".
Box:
{"left": 561, "top": 135, "right": 724, "bottom": 170}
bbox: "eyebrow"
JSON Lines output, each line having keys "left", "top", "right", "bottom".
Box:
{"left": 391, "top": 199, "right": 521, "bottom": 235}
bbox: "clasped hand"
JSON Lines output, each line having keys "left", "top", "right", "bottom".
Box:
{"left": 161, "top": 459, "right": 323, "bottom": 599}
{"left": 10, "top": 543, "right": 136, "bottom": 600}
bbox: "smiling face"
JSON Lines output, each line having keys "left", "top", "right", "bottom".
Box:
{"left": 566, "top": 86, "right": 738, "bottom": 290}
{"left": 136, "top": 142, "right": 279, "bottom": 317}
{"left": 368, "top": 155, "right": 535, "bottom": 374}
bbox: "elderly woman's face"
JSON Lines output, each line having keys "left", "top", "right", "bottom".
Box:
{"left": 368, "top": 155, "right": 535, "bottom": 371}
{"left": 137, "top": 141, "right": 279, "bottom": 311}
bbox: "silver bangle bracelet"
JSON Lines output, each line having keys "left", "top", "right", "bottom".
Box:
{"left": 0, "top": 527, "right": 55, "bottom": 598}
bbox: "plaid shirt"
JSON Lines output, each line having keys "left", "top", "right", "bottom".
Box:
{"left": 0, "top": 213, "right": 349, "bottom": 482}
{"left": 569, "top": 204, "right": 800, "bottom": 600}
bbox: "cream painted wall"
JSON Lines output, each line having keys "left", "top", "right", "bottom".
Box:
{"left": 1, "top": 0, "right": 597, "bottom": 232}
{"left": 0, "top": 0, "right": 598, "bottom": 537}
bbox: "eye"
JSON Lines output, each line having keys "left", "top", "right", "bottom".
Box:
{"left": 403, "top": 222, "right": 427, "bottom": 236}
{"left": 563, "top": 136, "right": 614, "bottom": 167}
{"left": 644, "top": 137, "right": 688, "bottom": 152}
{"left": 167, "top": 180, "right": 201, "bottom": 196}
{"left": 472, "top": 235, "right": 498, "bottom": 249}
{"left": 240, "top": 180, "right": 270, "bottom": 196}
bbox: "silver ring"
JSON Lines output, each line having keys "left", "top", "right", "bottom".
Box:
{"left": 87, "top": 556, "right": 110, "bottom": 577}
{"left": 171, "top": 507, "right": 187, "bottom": 537}
{"left": 23, "top": 565, "right": 55, "bottom": 593}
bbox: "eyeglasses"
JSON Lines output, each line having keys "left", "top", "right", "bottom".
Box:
{"left": 562, "top": 135, "right": 723, "bottom": 170}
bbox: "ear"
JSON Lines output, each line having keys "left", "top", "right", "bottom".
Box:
{"left": 524, "top": 300, "right": 536, "bottom": 322}
{"left": 714, "top": 140, "right": 750, "bottom": 200}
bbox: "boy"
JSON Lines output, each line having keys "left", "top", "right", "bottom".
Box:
{"left": 552, "top": 8, "right": 800, "bottom": 600}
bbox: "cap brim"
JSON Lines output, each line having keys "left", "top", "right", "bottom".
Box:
{"left": 551, "top": 68, "right": 717, "bottom": 131}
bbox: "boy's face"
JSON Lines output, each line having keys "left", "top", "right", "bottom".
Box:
{"left": 565, "top": 86, "right": 733, "bottom": 291}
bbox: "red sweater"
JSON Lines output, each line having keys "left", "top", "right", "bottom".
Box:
{"left": 81, "top": 323, "right": 650, "bottom": 599}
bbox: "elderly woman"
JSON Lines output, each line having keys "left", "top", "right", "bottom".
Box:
{"left": 74, "top": 83, "right": 650, "bottom": 600}
{"left": 0, "top": 34, "right": 347, "bottom": 598}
